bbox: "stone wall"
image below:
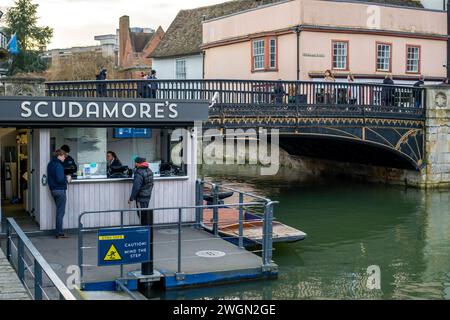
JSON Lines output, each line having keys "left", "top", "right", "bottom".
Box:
{"left": 0, "top": 76, "right": 46, "bottom": 96}
{"left": 423, "top": 85, "right": 450, "bottom": 188}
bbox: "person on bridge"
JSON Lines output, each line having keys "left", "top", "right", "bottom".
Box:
{"left": 47, "top": 149, "right": 72, "bottom": 239}
{"left": 128, "top": 157, "right": 154, "bottom": 220}
{"left": 148, "top": 70, "right": 158, "bottom": 99}
{"left": 272, "top": 80, "right": 286, "bottom": 104}
{"left": 96, "top": 67, "right": 108, "bottom": 97}
{"left": 324, "top": 70, "right": 335, "bottom": 104}
{"left": 413, "top": 75, "right": 425, "bottom": 108}
{"left": 381, "top": 74, "right": 395, "bottom": 107}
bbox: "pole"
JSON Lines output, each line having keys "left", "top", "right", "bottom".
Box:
{"left": 140, "top": 208, "right": 154, "bottom": 275}
{"left": 295, "top": 26, "right": 301, "bottom": 81}
{"left": 138, "top": 204, "right": 154, "bottom": 296}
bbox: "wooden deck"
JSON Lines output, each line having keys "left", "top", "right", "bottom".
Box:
{"left": 0, "top": 249, "right": 30, "bottom": 300}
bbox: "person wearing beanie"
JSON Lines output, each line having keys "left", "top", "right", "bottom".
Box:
{"left": 129, "top": 157, "right": 154, "bottom": 220}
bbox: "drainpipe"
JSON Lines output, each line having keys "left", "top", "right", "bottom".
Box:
{"left": 202, "top": 51, "right": 205, "bottom": 79}
{"left": 295, "top": 26, "right": 301, "bottom": 81}
{"left": 447, "top": 1, "right": 450, "bottom": 79}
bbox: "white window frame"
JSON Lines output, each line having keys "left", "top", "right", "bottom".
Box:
{"left": 269, "top": 38, "right": 277, "bottom": 69}
{"left": 406, "top": 46, "right": 420, "bottom": 73}
{"left": 332, "top": 41, "right": 348, "bottom": 70}
{"left": 252, "top": 39, "right": 265, "bottom": 71}
{"left": 175, "top": 59, "right": 187, "bottom": 79}
{"left": 376, "top": 43, "right": 391, "bottom": 72}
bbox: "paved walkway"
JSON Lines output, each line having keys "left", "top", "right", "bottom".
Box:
{"left": 0, "top": 249, "right": 30, "bottom": 300}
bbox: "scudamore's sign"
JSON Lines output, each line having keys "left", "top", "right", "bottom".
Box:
{"left": 0, "top": 96, "right": 209, "bottom": 126}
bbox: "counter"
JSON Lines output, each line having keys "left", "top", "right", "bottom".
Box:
{"left": 39, "top": 175, "right": 196, "bottom": 230}
{"left": 70, "top": 176, "right": 189, "bottom": 183}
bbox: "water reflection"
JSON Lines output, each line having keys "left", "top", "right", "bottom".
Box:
{"left": 194, "top": 165, "right": 450, "bottom": 300}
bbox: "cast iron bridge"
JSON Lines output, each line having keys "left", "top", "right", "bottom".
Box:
{"left": 45, "top": 79, "right": 426, "bottom": 170}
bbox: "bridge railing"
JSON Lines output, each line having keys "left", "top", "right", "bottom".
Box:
{"left": 45, "top": 79, "right": 426, "bottom": 119}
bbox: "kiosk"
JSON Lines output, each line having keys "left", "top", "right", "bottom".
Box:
{"left": 0, "top": 96, "right": 209, "bottom": 231}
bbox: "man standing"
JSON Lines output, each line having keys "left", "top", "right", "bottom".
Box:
{"left": 129, "top": 157, "right": 154, "bottom": 280}
{"left": 128, "top": 157, "right": 154, "bottom": 213}
{"left": 47, "top": 149, "right": 71, "bottom": 238}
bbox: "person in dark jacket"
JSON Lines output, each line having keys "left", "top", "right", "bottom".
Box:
{"left": 381, "top": 73, "right": 395, "bottom": 107}
{"left": 272, "top": 79, "right": 286, "bottom": 104}
{"left": 148, "top": 70, "right": 158, "bottom": 99}
{"left": 413, "top": 75, "right": 425, "bottom": 108}
{"left": 47, "top": 149, "right": 71, "bottom": 238}
{"left": 60, "top": 145, "right": 77, "bottom": 176}
{"left": 129, "top": 157, "right": 154, "bottom": 221}
{"left": 106, "top": 151, "right": 123, "bottom": 177}
{"left": 96, "top": 67, "right": 107, "bottom": 97}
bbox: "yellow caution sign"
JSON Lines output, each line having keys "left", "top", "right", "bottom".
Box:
{"left": 103, "top": 244, "right": 122, "bottom": 261}
{"left": 99, "top": 235, "right": 124, "bottom": 241}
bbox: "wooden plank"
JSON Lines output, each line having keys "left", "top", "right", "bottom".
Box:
{"left": 0, "top": 249, "right": 30, "bottom": 300}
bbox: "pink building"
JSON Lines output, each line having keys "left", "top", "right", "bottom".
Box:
{"left": 202, "top": 0, "right": 447, "bottom": 84}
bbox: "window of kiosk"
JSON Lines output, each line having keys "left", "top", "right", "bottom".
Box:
{"left": 49, "top": 128, "right": 187, "bottom": 179}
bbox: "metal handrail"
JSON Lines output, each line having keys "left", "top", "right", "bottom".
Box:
{"left": 203, "top": 180, "right": 271, "bottom": 202}
{"left": 44, "top": 79, "right": 426, "bottom": 118}
{"left": 5, "top": 218, "right": 76, "bottom": 300}
{"left": 77, "top": 200, "right": 277, "bottom": 284}
{"left": 45, "top": 78, "right": 423, "bottom": 89}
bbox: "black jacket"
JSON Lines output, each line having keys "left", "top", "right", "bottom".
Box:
{"left": 107, "top": 158, "right": 123, "bottom": 176}
{"left": 130, "top": 167, "right": 154, "bottom": 202}
{"left": 63, "top": 155, "right": 77, "bottom": 176}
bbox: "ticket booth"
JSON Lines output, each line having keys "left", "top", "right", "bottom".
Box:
{"left": 0, "top": 96, "right": 209, "bottom": 231}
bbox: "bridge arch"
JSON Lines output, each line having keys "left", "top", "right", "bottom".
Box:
{"left": 278, "top": 134, "right": 421, "bottom": 171}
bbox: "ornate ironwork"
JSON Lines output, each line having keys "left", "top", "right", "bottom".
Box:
{"left": 45, "top": 79, "right": 426, "bottom": 170}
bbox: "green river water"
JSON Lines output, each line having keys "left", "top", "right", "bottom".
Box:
{"left": 163, "top": 165, "right": 450, "bottom": 300}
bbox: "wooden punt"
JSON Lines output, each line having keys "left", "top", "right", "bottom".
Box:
{"left": 202, "top": 207, "right": 306, "bottom": 246}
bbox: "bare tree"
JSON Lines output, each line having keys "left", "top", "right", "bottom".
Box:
{"left": 46, "top": 51, "right": 120, "bottom": 81}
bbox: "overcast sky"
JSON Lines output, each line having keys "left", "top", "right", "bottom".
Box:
{"left": 0, "top": 0, "right": 446, "bottom": 49}
{"left": 0, "top": 0, "right": 225, "bottom": 49}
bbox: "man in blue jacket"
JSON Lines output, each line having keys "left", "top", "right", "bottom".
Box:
{"left": 47, "top": 149, "right": 72, "bottom": 238}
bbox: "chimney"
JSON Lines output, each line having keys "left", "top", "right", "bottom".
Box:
{"left": 119, "top": 15, "right": 130, "bottom": 67}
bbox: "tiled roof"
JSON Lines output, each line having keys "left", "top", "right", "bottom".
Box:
{"left": 151, "top": 0, "right": 283, "bottom": 58}
{"left": 130, "top": 31, "right": 155, "bottom": 52}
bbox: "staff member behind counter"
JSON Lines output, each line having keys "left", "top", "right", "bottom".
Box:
{"left": 61, "top": 145, "right": 77, "bottom": 177}
{"left": 106, "top": 151, "right": 123, "bottom": 177}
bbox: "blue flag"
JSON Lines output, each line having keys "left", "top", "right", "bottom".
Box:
{"left": 7, "top": 33, "right": 19, "bottom": 55}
